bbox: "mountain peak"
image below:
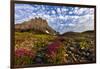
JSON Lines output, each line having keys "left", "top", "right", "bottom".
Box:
{"left": 15, "top": 17, "right": 57, "bottom": 35}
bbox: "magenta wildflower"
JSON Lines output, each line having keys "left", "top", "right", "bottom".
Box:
{"left": 15, "top": 48, "right": 35, "bottom": 58}
{"left": 47, "top": 41, "right": 61, "bottom": 55}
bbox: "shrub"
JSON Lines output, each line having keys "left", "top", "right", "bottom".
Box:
{"left": 80, "top": 40, "right": 90, "bottom": 49}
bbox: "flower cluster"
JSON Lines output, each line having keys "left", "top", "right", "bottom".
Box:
{"left": 46, "top": 41, "right": 61, "bottom": 55}
{"left": 45, "top": 41, "right": 67, "bottom": 64}
{"left": 15, "top": 48, "right": 36, "bottom": 65}
{"left": 15, "top": 48, "right": 35, "bottom": 58}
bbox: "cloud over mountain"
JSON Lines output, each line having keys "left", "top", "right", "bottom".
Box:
{"left": 15, "top": 3, "right": 94, "bottom": 34}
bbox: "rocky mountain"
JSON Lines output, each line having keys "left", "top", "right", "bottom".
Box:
{"left": 15, "top": 17, "right": 57, "bottom": 35}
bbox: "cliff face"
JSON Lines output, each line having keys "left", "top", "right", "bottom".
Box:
{"left": 15, "top": 17, "right": 56, "bottom": 35}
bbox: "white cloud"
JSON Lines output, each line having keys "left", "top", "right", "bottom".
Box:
{"left": 68, "top": 23, "right": 75, "bottom": 26}
{"left": 69, "top": 11, "right": 73, "bottom": 14}
{"left": 51, "top": 10, "right": 56, "bottom": 14}
{"left": 57, "top": 8, "right": 61, "bottom": 13}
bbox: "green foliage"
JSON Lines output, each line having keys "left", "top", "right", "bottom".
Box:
{"left": 80, "top": 40, "right": 90, "bottom": 49}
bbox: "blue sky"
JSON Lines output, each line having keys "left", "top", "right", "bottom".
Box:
{"left": 15, "top": 4, "right": 94, "bottom": 34}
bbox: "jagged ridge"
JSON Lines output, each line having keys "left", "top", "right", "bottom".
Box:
{"left": 15, "top": 17, "right": 57, "bottom": 35}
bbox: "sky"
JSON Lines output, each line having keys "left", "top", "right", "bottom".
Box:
{"left": 15, "top": 3, "right": 94, "bottom": 34}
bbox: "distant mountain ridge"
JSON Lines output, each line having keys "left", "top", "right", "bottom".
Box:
{"left": 82, "top": 30, "right": 94, "bottom": 34}
{"left": 15, "top": 17, "right": 57, "bottom": 35}
{"left": 60, "top": 30, "right": 94, "bottom": 36}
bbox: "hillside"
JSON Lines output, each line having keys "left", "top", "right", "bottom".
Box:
{"left": 60, "top": 30, "right": 94, "bottom": 36}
